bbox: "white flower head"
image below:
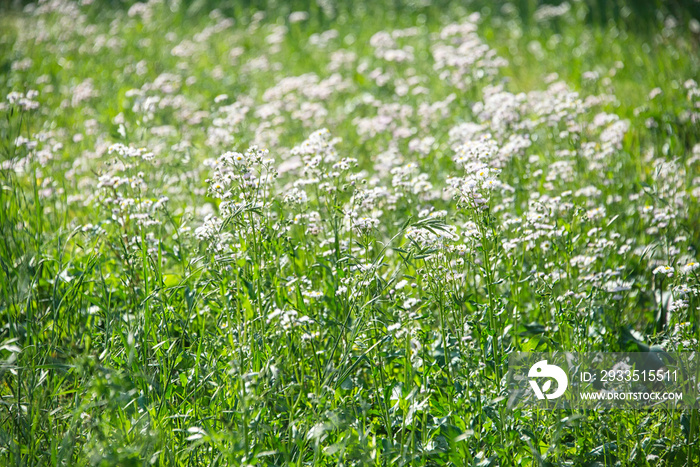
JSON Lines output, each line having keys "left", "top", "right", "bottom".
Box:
{"left": 652, "top": 265, "right": 674, "bottom": 278}
{"left": 681, "top": 261, "right": 699, "bottom": 275}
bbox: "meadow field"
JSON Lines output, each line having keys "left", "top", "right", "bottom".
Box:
{"left": 1, "top": 0, "right": 700, "bottom": 465}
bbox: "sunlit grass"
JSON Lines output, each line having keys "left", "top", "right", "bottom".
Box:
{"left": 1, "top": 0, "right": 699, "bottom": 465}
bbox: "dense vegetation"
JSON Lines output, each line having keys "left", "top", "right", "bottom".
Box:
{"left": 1, "top": 0, "right": 699, "bottom": 464}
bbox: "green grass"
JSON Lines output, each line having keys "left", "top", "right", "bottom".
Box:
{"left": 1, "top": 0, "right": 700, "bottom": 465}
